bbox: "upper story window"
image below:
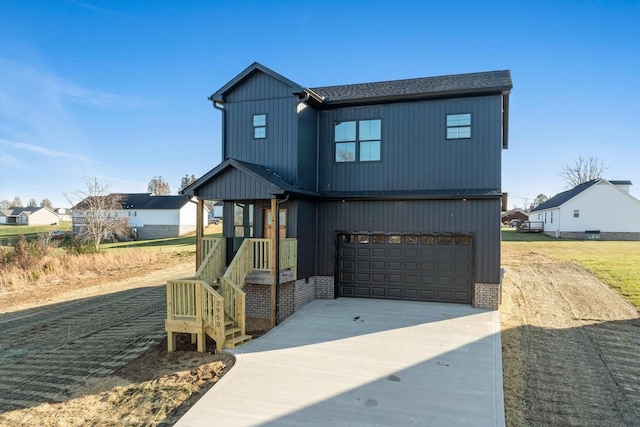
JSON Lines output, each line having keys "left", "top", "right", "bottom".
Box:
{"left": 253, "top": 114, "right": 266, "bottom": 139}
{"left": 335, "top": 119, "right": 381, "bottom": 162}
{"left": 446, "top": 113, "right": 471, "bottom": 139}
{"left": 574, "top": 210, "right": 580, "bottom": 218}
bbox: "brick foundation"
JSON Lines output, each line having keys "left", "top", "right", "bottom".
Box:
{"left": 243, "top": 276, "right": 336, "bottom": 327}
{"left": 474, "top": 282, "right": 502, "bottom": 310}
{"left": 551, "top": 231, "right": 640, "bottom": 241}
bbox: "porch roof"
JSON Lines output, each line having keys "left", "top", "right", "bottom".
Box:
{"left": 181, "top": 159, "right": 318, "bottom": 200}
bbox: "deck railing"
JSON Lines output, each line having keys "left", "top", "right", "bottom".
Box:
{"left": 165, "top": 278, "right": 225, "bottom": 352}
{"left": 196, "top": 237, "right": 225, "bottom": 285}
{"left": 167, "top": 236, "right": 297, "bottom": 352}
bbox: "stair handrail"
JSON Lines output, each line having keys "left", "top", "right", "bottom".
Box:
{"left": 195, "top": 237, "right": 225, "bottom": 285}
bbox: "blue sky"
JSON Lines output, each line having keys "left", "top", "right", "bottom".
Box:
{"left": 1, "top": 0, "right": 638, "bottom": 209}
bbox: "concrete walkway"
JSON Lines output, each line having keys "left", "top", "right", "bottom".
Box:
{"left": 176, "top": 298, "right": 504, "bottom": 426}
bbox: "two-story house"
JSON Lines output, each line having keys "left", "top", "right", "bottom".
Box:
{"left": 167, "top": 62, "right": 512, "bottom": 352}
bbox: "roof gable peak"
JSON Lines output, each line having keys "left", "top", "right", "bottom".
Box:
{"left": 209, "top": 62, "right": 305, "bottom": 103}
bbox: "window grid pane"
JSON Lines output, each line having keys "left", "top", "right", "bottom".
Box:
{"left": 254, "top": 127, "right": 266, "bottom": 138}
{"left": 359, "top": 140, "right": 381, "bottom": 161}
{"left": 335, "top": 142, "right": 356, "bottom": 162}
{"left": 359, "top": 119, "right": 381, "bottom": 140}
{"left": 335, "top": 121, "right": 356, "bottom": 142}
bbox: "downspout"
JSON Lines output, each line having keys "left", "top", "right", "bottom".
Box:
{"left": 210, "top": 97, "right": 226, "bottom": 160}
{"left": 274, "top": 193, "right": 290, "bottom": 326}
{"left": 314, "top": 107, "right": 321, "bottom": 278}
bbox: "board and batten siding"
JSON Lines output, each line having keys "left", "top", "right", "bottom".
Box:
{"left": 314, "top": 198, "right": 501, "bottom": 284}
{"left": 318, "top": 95, "right": 503, "bottom": 193}
{"left": 223, "top": 72, "right": 313, "bottom": 188}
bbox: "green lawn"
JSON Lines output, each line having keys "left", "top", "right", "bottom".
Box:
{"left": 502, "top": 229, "right": 640, "bottom": 309}
{"left": 0, "top": 222, "right": 72, "bottom": 245}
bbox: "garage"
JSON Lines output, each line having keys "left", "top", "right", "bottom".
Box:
{"left": 338, "top": 233, "right": 474, "bottom": 303}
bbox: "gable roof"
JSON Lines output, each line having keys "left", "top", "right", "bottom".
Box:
{"left": 531, "top": 180, "right": 600, "bottom": 212}
{"left": 209, "top": 62, "right": 306, "bottom": 103}
{"left": 309, "top": 70, "right": 513, "bottom": 105}
{"left": 1, "top": 207, "right": 52, "bottom": 217}
{"left": 528, "top": 178, "right": 639, "bottom": 212}
{"left": 181, "top": 159, "right": 318, "bottom": 199}
{"left": 209, "top": 62, "right": 513, "bottom": 107}
{"left": 74, "top": 194, "right": 192, "bottom": 210}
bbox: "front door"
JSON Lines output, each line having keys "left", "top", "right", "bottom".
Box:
{"left": 264, "top": 208, "right": 287, "bottom": 240}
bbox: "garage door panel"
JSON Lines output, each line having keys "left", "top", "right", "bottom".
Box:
{"left": 372, "top": 261, "right": 386, "bottom": 270}
{"left": 341, "top": 247, "right": 355, "bottom": 257}
{"left": 357, "top": 260, "right": 370, "bottom": 269}
{"left": 372, "top": 273, "right": 386, "bottom": 283}
{"left": 372, "top": 248, "right": 386, "bottom": 257}
{"left": 387, "top": 288, "right": 402, "bottom": 298}
{"left": 403, "top": 274, "right": 419, "bottom": 284}
{"left": 339, "top": 233, "right": 473, "bottom": 304}
{"left": 356, "top": 248, "right": 370, "bottom": 257}
{"left": 403, "top": 289, "right": 418, "bottom": 299}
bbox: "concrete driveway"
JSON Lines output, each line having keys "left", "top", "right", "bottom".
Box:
{"left": 176, "top": 298, "right": 504, "bottom": 426}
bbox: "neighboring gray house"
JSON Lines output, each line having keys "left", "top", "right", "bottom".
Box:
{"left": 0, "top": 207, "right": 59, "bottom": 226}
{"left": 530, "top": 179, "right": 640, "bottom": 240}
{"left": 182, "top": 62, "right": 512, "bottom": 322}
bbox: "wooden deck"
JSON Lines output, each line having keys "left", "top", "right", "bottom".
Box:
{"left": 166, "top": 237, "right": 297, "bottom": 353}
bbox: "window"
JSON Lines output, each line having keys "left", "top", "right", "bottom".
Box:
{"left": 253, "top": 114, "right": 266, "bottom": 139}
{"left": 234, "top": 202, "right": 254, "bottom": 237}
{"left": 551, "top": 211, "right": 553, "bottom": 224}
{"left": 446, "top": 113, "right": 471, "bottom": 139}
{"left": 574, "top": 210, "right": 580, "bottom": 218}
{"left": 335, "top": 119, "right": 381, "bottom": 162}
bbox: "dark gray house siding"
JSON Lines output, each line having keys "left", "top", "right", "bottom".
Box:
{"left": 318, "top": 96, "right": 503, "bottom": 193}
{"left": 314, "top": 199, "right": 501, "bottom": 284}
{"left": 184, "top": 63, "right": 512, "bottom": 310}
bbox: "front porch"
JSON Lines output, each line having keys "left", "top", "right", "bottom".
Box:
{"left": 166, "top": 236, "right": 297, "bottom": 353}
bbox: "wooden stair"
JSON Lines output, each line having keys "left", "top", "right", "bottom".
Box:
{"left": 222, "top": 319, "right": 252, "bottom": 349}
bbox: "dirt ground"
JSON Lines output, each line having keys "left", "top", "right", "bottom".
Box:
{"left": 1, "top": 246, "right": 639, "bottom": 426}
{"left": 0, "top": 256, "right": 234, "bottom": 427}
{"left": 501, "top": 247, "right": 640, "bottom": 426}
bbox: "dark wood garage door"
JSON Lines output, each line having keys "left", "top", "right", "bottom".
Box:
{"left": 338, "top": 233, "right": 473, "bottom": 304}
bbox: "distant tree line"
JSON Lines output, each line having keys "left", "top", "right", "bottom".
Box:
{"left": 0, "top": 197, "right": 54, "bottom": 210}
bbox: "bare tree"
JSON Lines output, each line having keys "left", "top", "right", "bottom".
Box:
{"left": 178, "top": 174, "right": 197, "bottom": 193}
{"left": 148, "top": 176, "right": 171, "bottom": 195}
{"left": 10, "top": 196, "right": 22, "bottom": 207}
{"left": 0, "top": 200, "right": 10, "bottom": 209}
{"left": 40, "top": 198, "right": 53, "bottom": 209}
{"left": 559, "top": 156, "right": 608, "bottom": 188}
{"left": 27, "top": 198, "right": 37, "bottom": 207}
{"left": 66, "top": 177, "right": 128, "bottom": 251}
{"left": 529, "top": 194, "right": 549, "bottom": 211}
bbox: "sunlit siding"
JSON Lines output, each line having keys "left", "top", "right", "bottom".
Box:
{"left": 316, "top": 199, "right": 501, "bottom": 284}
{"left": 224, "top": 73, "right": 300, "bottom": 185}
{"left": 318, "top": 95, "right": 503, "bottom": 193}
{"left": 296, "top": 104, "right": 318, "bottom": 191}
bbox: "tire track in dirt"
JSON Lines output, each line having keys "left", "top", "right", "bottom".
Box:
{"left": 501, "top": 259, "right": 640, "bottom": 426}
{"left": 0, "top": 285, "right": 169, "bottom": 413}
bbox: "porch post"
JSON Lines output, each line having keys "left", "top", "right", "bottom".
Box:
{"left": 270, "top": 198, "right": 277, "bottom": 275}
{"left": 196, "top": 198, "right": 204, "bottom": 270}
{"left": 270, "top": 198, "right": 277, "bottom": 328}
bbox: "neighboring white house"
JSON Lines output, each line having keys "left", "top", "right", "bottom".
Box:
{"left": 72, "top": 193, "right": 205, "bottom": 240}
{"left": 530, "top": 179, "right": 640, "bottom": 240}
{"left": 0, "top": 207, "right": 60, "bottom": 226}
{"left": 55, "top": 208, "right": 73, "bottom": 222}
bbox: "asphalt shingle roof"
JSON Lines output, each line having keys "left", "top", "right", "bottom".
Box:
{"left": 530, "top": 180, "right": 600, "bottom": 212}
{"left": 74, "top": 194, "right": 191, "bottom": 210}
{"left": 310, "top": 70, "right": 512, "bottom": 103}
